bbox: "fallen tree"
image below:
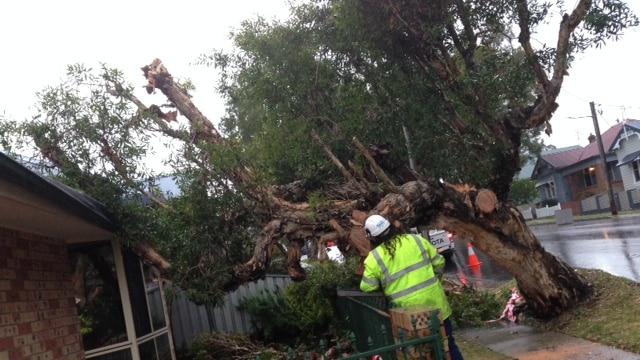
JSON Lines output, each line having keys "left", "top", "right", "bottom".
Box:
{"left": 142, "top": 58, "right": 589, "bottom": 317}
{"left": 6, "top": 0, "right": 637, "bottom": 317}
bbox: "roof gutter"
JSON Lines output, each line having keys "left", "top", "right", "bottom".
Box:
{"left": 0, "top": 152, "right": 115, "bottom": 232}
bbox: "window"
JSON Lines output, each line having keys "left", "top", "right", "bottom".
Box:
{"left": 90, "top": 349, "right": 133, "bottom": 360}
{"left": 123, "top": 248, "right": 172, "bottom": 360}
{"left": 608, "top": 163, "right": 622, "bottom": 182}
{"left": 69, "top": 243, "right": 129, "bottom": 353}
{"left": 122, "top": 248, "right": 167, "bottom": 336}
{"left": 138, "top": 334, "right": 172, "bottom": 360}
{"left": 544, "top": 182, "right": 556, "bottom": 199}
{"left": 582, "top": 167, "right": 597, "bottom": 188}
{"left": 633, "top": 160, "right": 640, "bottom": 182}
{"left": 69, "top": 242, "right": 175, "bottom": 360}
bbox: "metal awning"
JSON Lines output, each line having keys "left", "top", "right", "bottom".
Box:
{"left": 617, "top": 150, "right": 640, "bottom": 167}
{"left": 535, "top": 180, "right": 554, "bottom": 187}
{"left": 535, "top": 174, "right": 553, "bottom": 188}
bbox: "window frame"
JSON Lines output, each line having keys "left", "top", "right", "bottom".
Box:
{"left": 544, "top": 182, "right": 556, "bottom": 199}
{"left": 73, "top": 240, "right": 175, "bottom": 360}
{"left": 633, "top": 160, "right": 640, "bottom": 183}
{"left": 581, "top": 167, "right": 598, "bottom": 188}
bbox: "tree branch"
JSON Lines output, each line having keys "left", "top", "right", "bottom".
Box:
{"left": 142, "top": 59, "right": 225, "bottom": 145}
{"left": 141, "top": 59, "right": 270, "bottom": 205}
{"left": 515, "top": 0, "right": 551, "bottom": 95}
{"left": 107, "top": 80, "right": 190, "bottom": 140}
{"left": 452, "top": 0, "right": 477, "bottom": 69}
{"left": 352, "top": 137, "right": 397, "bottom": 191}
{"left": 98, "top": 136, "right": 172, "bottom": 210}
{"left": 514, "top": 0, "right": 591, "bottom": 129}
{"left": 311, "top": 129, "right": 369, "bottom": 197}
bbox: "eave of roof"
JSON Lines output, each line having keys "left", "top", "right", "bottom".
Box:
{"left": 0, "top": 152, "right": 115, "bottom": 232}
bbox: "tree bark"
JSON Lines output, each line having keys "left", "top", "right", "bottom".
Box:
{"left": 368, "top": 180, "right": 592, "bottom": 317}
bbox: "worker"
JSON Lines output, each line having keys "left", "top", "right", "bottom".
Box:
{"left": 361, "top": 214, "right": 464, "bottom": 360}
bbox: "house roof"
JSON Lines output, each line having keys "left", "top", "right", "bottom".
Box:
{"left": 538, "top": 120, "right": 640, "bottom": 171}
{"left": 624, "top": 120, "right": 640, "bottom": 133}
{"left": 539, "top": 146, "right": 584, "bottom": 168}
{"left": 0, "top": 152, "right": 115, "bottom": 240}
{"left": 577, "top": 121, "right": 626, "bottom": 161}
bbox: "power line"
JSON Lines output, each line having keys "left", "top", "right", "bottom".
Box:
{"left": 560, "top": 88, "right": 640, "bottom": 114}
{"left": 596, "top": 103, "right": 640, "bottom": 111}
{"left": 560, "top": 88, "right": 591, "bottom": 104}
{"left": 596, "top": 104, "right": 614, "bottom": 129}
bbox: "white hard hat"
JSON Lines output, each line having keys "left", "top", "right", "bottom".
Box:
{"left": 365, "top": 215, "right": 391, "bottom": 237}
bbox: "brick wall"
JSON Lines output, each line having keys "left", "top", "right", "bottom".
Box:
{"left": 0, "top": 227, "right": 83, "bottom": 360}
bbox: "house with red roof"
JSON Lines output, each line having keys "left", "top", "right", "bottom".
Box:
{"left": 531, "top": 120, "right": 640, "bottom": 215}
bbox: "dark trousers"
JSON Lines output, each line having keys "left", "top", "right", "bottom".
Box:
{"left": 444, "top": 318, "right": 464, "bottom": 360}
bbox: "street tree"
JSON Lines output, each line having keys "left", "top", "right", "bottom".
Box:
{"left": 509, "top": 179, "right": 539, "bottom": 206}
{"left": 1, "top": 0, "right": 637, "bottom": 317}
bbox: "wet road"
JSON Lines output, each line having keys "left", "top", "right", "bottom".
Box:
{"left": 444, "top": 215, "right": 640, "bottom": 285}
{"left": 531, "top": 215, "right": 640, "bottom": 282}
{"left": 443, "top": 239, "right": 514, "bottom": 288}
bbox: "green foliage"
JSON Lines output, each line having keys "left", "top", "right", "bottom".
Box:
{"left": 152, "top": 177, "right": 257, "bottom": 305}
{"left": 237, "top": 259, "right": 361, "bottom": 345}
{"left": 205, "top": 3, "right": 460, "bottom": 186}
{"left": 2, "top": 0, "right": 637, "bottom": 310}
{"left": 0, "top": 63, "right": 259, "bottom": 307}
{"left": 79, "top": 314, "right": 94, "bottom": 336}
{"left": 578, "top": 1, "right": 639, "bottom": 50}
{"left": 307, "top": 191, "right": 331, "bottom": 221}
{"left": 509, "top": 179, "right": 539, "bottom": 205}
{"left": 283, "top": 260, "right": 359, "bottom": 336}
{"left": 449, "top": 286, "right": 504, "bottom": 328}
{"left": 237, "top": 287, "right": 300, "bottom": 343}
{"left": 520, "top": 128, "right": 555, "bottom": 165}
{"left": 202, "top": 0, "right": 638, "bottom": 197}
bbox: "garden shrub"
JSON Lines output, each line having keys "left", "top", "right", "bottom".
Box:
{"left": 237, "top": 257, "right": 361, "bottom": 346}
{"left": 448, "top": 285, "right": 504, "bottom": 327}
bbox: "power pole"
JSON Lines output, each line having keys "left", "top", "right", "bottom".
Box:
{"left": 590, "top": 101, "right": 618, "bottom": 215}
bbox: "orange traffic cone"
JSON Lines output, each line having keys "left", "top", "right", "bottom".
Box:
{"left": 467, "top": 243, "right": 483, "bottom": 278}
{"left": 467, "top": 243, "right": 482, "bottom": 267}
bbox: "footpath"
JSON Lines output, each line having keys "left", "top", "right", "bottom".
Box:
{"left": 459, "top": 319, "right": 640, "bottom": 360}
{"left": 456, "top": 212, "right": 640, "bottom": 359}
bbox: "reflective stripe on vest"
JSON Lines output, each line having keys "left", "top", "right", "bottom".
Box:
{"left": 361, "top": 275, "right": 380, "bottom": 287}
{"left": 371, "top": 234, "right": 435, "bottom": 290}
{"left": 389, "top": 275, "right": 439, "bottom": 301}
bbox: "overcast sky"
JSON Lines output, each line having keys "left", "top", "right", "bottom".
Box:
{"left": 1, "top": 0, "right": 639, "bottom": 151}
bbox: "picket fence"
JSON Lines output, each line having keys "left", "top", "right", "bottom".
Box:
{"left": 169, "top": 275, "right": 292, "bottom": 350}
{"left": 519, "top": 204, "right": 561, "bottom": 220}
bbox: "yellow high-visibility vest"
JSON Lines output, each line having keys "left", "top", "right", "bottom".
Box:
{"left": 360, "top": 233, "right": 452, "bottom": 319}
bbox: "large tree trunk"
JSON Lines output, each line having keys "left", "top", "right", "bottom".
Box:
{"left": 368, "top": 181, "right": 591, "bottom": 317}
{"left": 142, "top": 59, "right": 591, "bottom": 318}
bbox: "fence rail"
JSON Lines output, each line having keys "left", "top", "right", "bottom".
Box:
{"left": 335, "top": 291, "right": 447, "bottom": 360}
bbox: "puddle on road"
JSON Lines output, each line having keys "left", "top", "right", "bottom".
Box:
{"left": 444, "top": 240, "right": 513, "bottom": 289}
